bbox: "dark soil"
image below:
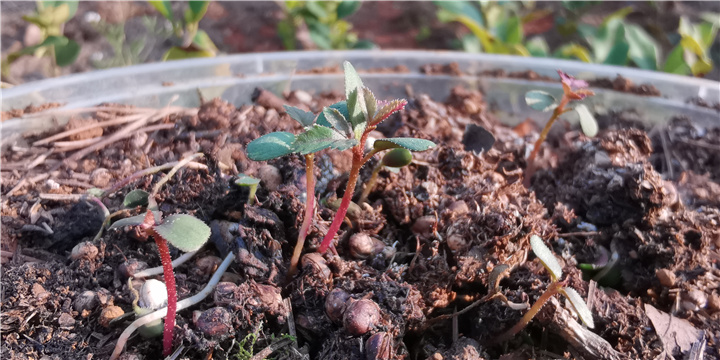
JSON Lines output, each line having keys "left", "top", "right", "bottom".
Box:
{"left": 2, "top": 76, "right": 719, "bottom": 360}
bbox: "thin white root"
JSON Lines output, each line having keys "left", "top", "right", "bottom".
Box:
{"left": 133, "top": 250, "right": 199, "bottom": 279}
{"left": 109, "top": 252, "right": 234, "bottom": 360}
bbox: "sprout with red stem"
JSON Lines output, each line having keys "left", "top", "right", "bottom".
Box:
{"left": 246, "top": 61, "right": 436, "bottom": 272}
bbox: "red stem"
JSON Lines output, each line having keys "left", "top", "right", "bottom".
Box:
{"left": 145, "top": 227, "right": 177, "bottom": 356}
{"left": 526, "top": 97, "right": 570, "bottom": 166}
{"left": 318, "top": 146, "right": 365, "bottom": 253}
{"left": 288, "top": 154, "right": 316, "bottom": 276}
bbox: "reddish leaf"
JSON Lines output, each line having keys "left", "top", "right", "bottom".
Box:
{"left": 370, "top": 99, "right": 407, "bottom": 126}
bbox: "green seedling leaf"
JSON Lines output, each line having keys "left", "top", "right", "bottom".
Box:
{"left": 284, "top": 105, "right": 316, "bottom": 127}
{"left": 525, "top": 90, "right": 558, "bottom": 112}
{"left": 41, "top": 1, "right": 78, "bottom": 18}
{"left": 186, "top": 1, "right": 210, "bottom": 24}
{"left": 371, "top": 99, "right": 407, "bottom": 126}
{"left": 294, "top": 125, "right": 357, "bottom": 155}
{"left": 343, "top": 61, "right": 364, "bottom": 98}
{"left": 526, "top": 36, "right": 550, "bottom": 57}
{"left": 24, "top": 3, "right": 72, "bottom": 28}
{"left": 554, "top": 43, "right": 593, "bottom": 63}
{"left": 316, "top": 101, "right": 349, "bottom": 128}
{"left": 697, "top": 21, "right": 718, "bottom": 48}
{"left": 162, "top": 47, "right": 215, "bottom": 61}
{"left": 322, "top": 107, "right": 352, "bottom": 137}
{"left": 234, "top": 174, "right": 260, "bottom": 187}
{"left": 153, "top": 214, "right": 210, "bottom": 252}
{"left": 373, "top": 138, "right": 436, "bottom": 152}
{"left": 192, "top": 30, "right": 217, "bottom": 53}
{"left": 246, "top": 131, "right": 296, "bottom": 161}
{"left": 530, "top": 235, "right": 562, "bottom": 282}
{"left": 87, "top": 188, "right": 104, "bottom": 198}
{"left": 499, "top": 16, "right": 523, "bottom": 45}
{"left": 149, "top": 0, "right": 174, "bottom": 21}
{"left": 352, "top": 40, "right": 377, "bottom": 49}
{"left": 590, "top": 18, "right": 626, "bottom": 63}
{"left": 336, "top": 1, "right": 361, "bottom": 18}
{"left": 4, "top": 36, "right": 67, "bottom": 65}
{"left": 346, "top": 87, "right": 368, "bottom": 131}
{"left": 307, "top": 20, "right": 332, "bottom": 50}
{"left": 560, "top": 287, "right": 595, "bottom": 329}
{"left": 305, "top": 1, "right": 328, "bottom": 19}
{"left": 381, "top": 148, "right": 413, "bottom": 168}
{"left": 109, "top": 212, "right": 162, "bottom": 230}
{"left": 625, "top": 24, "right": 659, "bottom": 70}
{"left": 574, "top": 104, "right": 598, "bottom": 138}
{"left": 433, "top": 1, "right": 484, "bottom": 27}
{"left": 54, "top": 39, "right": 80, "bottom": 66}
{"left": 363, "top": 88, "right": 377, "bottom": 121}
{"left": 603, "top": 41, "right": 630, "bottom": 66}
{"left": 124, "top": 189, "right": 150, "bottom": 208}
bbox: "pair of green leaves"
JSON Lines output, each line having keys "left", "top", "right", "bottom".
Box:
{"left": 530, "top": 235, "right": 594, "bottom": 329}
{"left": 279, "top": 1, "right": 373, "bottom": 50}
{"left": 110, "top": 188, "right": 210, "bottom": 253}
{"left": 525, "top": 90, "right": 598, "bottom": 138}
{"left": 149, "top": 0, "right": 209, "bottom": 24}
{"left": 247, "top": 62, "right": 434, "bottom": 162}
{"left": 664, "top": 16, "right": 718, "bottom": 76}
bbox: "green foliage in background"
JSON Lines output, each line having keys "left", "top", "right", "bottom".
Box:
{"left": 277, "top": 1, "right": 375, "bottom": 50}
{"left": 2, "top": 1, "right": 81, "bottom": 78}
{"left": 91, "top": 16, "right": 173, "bottom": 69}
{"left": 436, "top": 1, "right": 719, "bottom": 77}
{"left": 149, "top": 0, "right": 218, "bottom": 60}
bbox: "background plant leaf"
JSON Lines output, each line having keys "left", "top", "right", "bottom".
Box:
{"left": 162, "top": 47, "right": 214, "bottom": 61}
{"left": 153, "top": 214, "right": 210, "bottom": 252}
{"left": 284, "top": 105, "right": 316, "bottom": 127}
{"left": 663, "top": 44, "right": 691, "bottom": 75}
{"left": 525, "top": 90, "right": 558, "bottom": 112}
{"left": 246, "top": 131, "right": 296, "bottom": 161}
{"left": 625, "top": 24, "right": 659, "bottom": 69}
{"left": 373, "top": 138, "right": 436, "bottom": 152}
{"left": 149, "top": 0, "right": 174, "bottom": 21}
{"left": 185, "top": 1, "right": 210, "bottom": 24}
{"left": 336, "top": 1, "right": 361, "bottom": 19}
{"left": 54, "top": 39, "right": 80, "bottom": 66}
{"left": 530, "top": 235, "right": 563, "bottom": 281}
{"left": 192, "top": 30, "right": 217, "bottom": 53}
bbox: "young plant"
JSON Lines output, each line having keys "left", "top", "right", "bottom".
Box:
{"left": 246, "top": 61, "right": 436, "bottom": 273}
{"left": 496, "top": 235, "right": 594, "bottom": 343}
{"left": 277, "top": 1, "right": 375, "bottom": 50}
{"left": 524, "top": 70, "right": 597, "bottom": 186}
{"left": 235, "top": 174, "right": 261, "bottom": 205}
{"left": 663, "top": 16, "right": 719, "bottom": 76}
{"left": 106, "top": 155, "right": 211, "bottom": 356}
{"left": 2, "top": 1, "right": 80, "bottom": 79}
{"left": 358, "top": 147, "right": 412, "bottom": 204}
{"left": 149, "top": 0, "right": 217, "bottom": 60}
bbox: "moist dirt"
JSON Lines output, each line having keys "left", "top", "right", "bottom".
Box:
{"left": 1, "top": 68, "right": 719, "bottom": 360}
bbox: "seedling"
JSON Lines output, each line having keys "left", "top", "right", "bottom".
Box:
{"left": 235, "top": 174, "right": 261, "bottom": 205}
{"left": 277, "top": 1, "right": 374, "bottom": 50}
{"left": 495, "top": 235, "right": 594, "bottom": 343}
{"left": 2, "top": 1, "right": 80, "bottom": 79}
{"left": 246, "top": 61, "right": 436, "bottom": 274}
{"left": 524, "top": 70, "right": 597, "bottom": 186}
{"left": 149, "top": 0, "right": 217, "bottom": 60}
{"left": 106, "top": 154, "right": 211, "bottom": 356}
{"left": 358, "top": 147, "right": 413, "bottom": 204}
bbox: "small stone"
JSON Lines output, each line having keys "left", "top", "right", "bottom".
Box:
{"left": 58, "top": 313, "right": 75, "bottom": 327}
{"left": 195, "top": 256, "right": 223, "bottom": 276}
{"left": 291, "top": 90, "right": 313, "bottom": 104}
{"left": 707, "top": 292, "right": 720, "bottom": 312}
{"left": 343, "top": 299, "right": 381, "bottom": 336}
{"left": 90, "top": 168, "right": 113, "bottom": 188}
{"left": 32, "top": 283, "right": 46, "bottom": 297}
{"left": 411, "top": 215, "right": 437, "bottom": 237}
{"left": 99, "top": 306, "right": 124, "bottom": 327}
{"left": 71, "top": 241, "right": 99, "bottom": 261}
{"left": 325, "top": 288, "right": 350, "bottom": 323}
{"left": 446, "top": 200, "right": 469, "bottom": 217}
{"left": 196, "top": 307, "right": 233, "bottom": 338}
{"left": 257, "top": 165, "right": 282, "bottom": 191}
{"left": 74, "top": 290, "right": 98, "bottom": 313}
{"left": 655, "top": 269, "right": 676, "bottom": 287}
{"left": 446, "top": 234, "right": 468, "bottom": 251}
{"left": 117, "top": 259, "right": 148, "bottom": 279}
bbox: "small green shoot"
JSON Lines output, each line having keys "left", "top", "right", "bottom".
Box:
{"left": 277, "top": 1, "right": 374, "bottom": 50}
{"left": 149, "top": 0, "right": 217, "bottom": 60}
{"left": 524, "top": 71, "right": 597, "bottom": 187}
{"left": 496, "top": 235, "right": 594, "bottom": 343}
{"left": 235, "top": 174, "right": 261, "bottom": 205}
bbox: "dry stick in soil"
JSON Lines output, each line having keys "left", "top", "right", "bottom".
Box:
{"left": 109, "top": 253, "right": 234, "bottom": 360}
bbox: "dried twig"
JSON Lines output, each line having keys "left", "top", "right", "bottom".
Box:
{"left": 250, "top": 338, "right": 294, "bottom": 360}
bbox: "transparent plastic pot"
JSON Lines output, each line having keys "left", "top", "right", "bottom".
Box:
{"left": 2, "top": 50, "right": 719, "bottom": 139}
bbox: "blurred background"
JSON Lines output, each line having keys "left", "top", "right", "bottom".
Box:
{"left": 2, "top": 1, "right": 719, "bottom": 86}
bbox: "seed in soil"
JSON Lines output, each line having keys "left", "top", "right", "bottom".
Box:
{"left": 343, "top": 298, "right": 381, "bottom": 336}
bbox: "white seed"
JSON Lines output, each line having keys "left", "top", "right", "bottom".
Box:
{"left": 138, "top": 279, "right": 168, "bottom": 310}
